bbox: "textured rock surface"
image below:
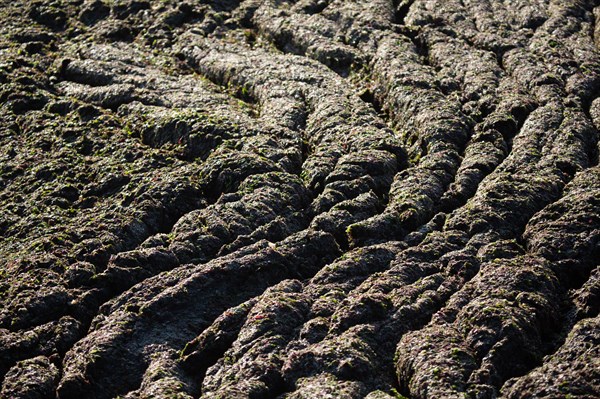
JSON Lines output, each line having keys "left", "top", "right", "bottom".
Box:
{"left": 1, "top": 0, "right": 599, "bottom": 398}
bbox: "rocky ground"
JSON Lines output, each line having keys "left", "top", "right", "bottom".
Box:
{"left": 0, "top": 0, "right": 599, "bottom": 398}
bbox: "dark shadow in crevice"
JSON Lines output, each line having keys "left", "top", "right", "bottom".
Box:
{"left": 393, "top": 0, "right": 413, "bottom": 25}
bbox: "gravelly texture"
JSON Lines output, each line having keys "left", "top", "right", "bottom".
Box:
{"left": 1, "top": 0, "right": 599, "bottom": 398}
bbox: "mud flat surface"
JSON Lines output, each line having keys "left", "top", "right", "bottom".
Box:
{"left": 1, "top": 0, "right": 600, "bottom": 398}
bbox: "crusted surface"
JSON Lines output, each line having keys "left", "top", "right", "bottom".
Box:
{"left": 0, "top": 0, "right": 599, "bottom": 398}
